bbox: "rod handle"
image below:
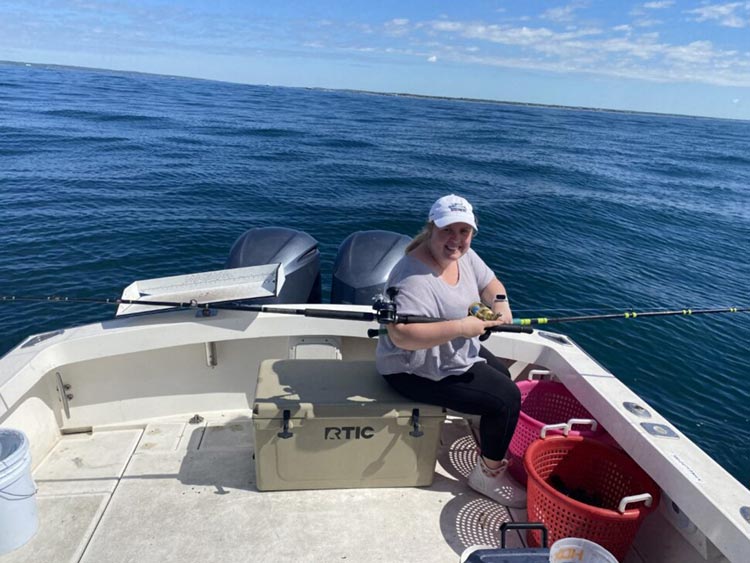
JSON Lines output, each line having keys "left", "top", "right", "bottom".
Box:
{"left": 480, "top": 325, "right": 534, "bottom": 340}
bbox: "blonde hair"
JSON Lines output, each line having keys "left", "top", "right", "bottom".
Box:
{"left": 405, "top": 222, "right": 434, "bottom": 253}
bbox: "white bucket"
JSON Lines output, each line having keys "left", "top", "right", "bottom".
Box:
{"left": 0, "top": 428, "right": 39, "bottom": 554}
{"left": 549, "top": 537, "right": 617, "bottom": 563}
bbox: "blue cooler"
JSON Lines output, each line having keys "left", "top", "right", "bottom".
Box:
{"left": 462, "top": 523, "right": 549, "bottom": 562}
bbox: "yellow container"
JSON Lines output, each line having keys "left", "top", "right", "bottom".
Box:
{"left": 253, "top": 359, "right": 445, "bottom": 491}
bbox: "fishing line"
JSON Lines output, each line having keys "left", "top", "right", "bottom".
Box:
{"left": 512, "top": 306, "right": 740, "bottom": 314}
{"left": 511, "top": 306, "right": 750, "bottom": 326}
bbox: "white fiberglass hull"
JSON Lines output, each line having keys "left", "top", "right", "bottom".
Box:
{"left": 0, "top": 306, "right": 748, "bottom": 562}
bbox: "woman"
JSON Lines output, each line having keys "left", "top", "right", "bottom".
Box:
{"left": 376, "top": 194, "right": 525, "bottom": 508}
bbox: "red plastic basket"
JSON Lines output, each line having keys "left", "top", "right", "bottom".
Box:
{"left": 508, "top": 380, "right": 608, "bottom": 486}
{"left": 524, "top": 435, "right": 660, "bottom": 562}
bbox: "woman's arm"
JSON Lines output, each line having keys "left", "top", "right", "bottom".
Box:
{"left": 386, "top": 316, "right": 504, "bottom": 351}
{"left": 481, "top": 277, "right": 513, "bottom": 324}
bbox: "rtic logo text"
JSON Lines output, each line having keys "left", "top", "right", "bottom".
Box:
{"left": 324, "top": 426, "right": 375, "bottom": 440}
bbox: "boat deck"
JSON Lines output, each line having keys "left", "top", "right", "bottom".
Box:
{"left": 3, "top": 414, "right": 705, "bottom": 563}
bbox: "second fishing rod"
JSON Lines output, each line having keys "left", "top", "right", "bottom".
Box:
{"left": 1, "top": 290, "right": 533, "bottom": 339}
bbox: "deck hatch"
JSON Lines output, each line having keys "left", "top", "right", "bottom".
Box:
{"left": 22, "top": 329, "right": 64, "bottom": 348}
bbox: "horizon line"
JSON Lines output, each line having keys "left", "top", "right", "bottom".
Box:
{"left": 2, "top": 58, "right": 746, "bottom": 124}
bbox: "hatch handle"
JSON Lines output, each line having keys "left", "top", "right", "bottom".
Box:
{"left": 409, "top": 408, "right": 424, "bottom": 438}
{"left": 500, "top": 522, "right": 548, "bottom": 548}
{"left": 277, "top": 409, "right": 293, "bottom": 439}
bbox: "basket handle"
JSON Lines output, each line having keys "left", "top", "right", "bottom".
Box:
{"left": 539, "top": 419, "right": 599, "bottom": 439}
{"left": 618, "top": 493, "right": 653, "bottom": 513}
{"left": 540, "top": 423, "right": 568, "bottom": 438}
{"left": 528, "top": 369, "right": 552, "bottom": 380}
{"left": 565, "top": 418, "right": 598, "bottom": 434}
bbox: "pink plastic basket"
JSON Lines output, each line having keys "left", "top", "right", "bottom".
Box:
{"left": 508, "top": 379, "right": 609, "bottom": 486}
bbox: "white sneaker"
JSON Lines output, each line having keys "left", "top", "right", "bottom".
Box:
{"left": 467, "top": 457, "right": 527, "bottom": 508}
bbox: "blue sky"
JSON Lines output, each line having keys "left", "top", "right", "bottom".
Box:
{"left": 2, "top": 1, "right": 750, "bottom": 119}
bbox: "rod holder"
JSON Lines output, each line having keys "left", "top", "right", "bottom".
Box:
{"left": 56, "top": 371, "right": 71, "bottom": 419}
{"left": 205, "top": 342, "right": 217, "bottom": 367}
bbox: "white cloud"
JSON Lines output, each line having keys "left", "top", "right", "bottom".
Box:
{"left": 643, "top": 1, "right": 675, "bottom": 8}
{"left": 664, "top": 40, "right": 718, "bottom": 64}
{"left": 634, "top": 18, "right": 662, "bottom": 27}
{"left": 430, "top": 21, "right": 602, "bottom": 49}
{"left": 431, "top": 21, "right": 463, "bottom": 32}
{"left": 7, "top": 0, "right": 750, "bottom": 93}
{"left": 384, "top": 18, "right": 410, "bottom": 37}
{"left": 418, "top": 17, "right": 750, "bottom": 87}
{"left": 686, "top": 2, "right": 750, "bottom": 28}
{"left": 541, "top": 1, "right": 587, "bottom": 22}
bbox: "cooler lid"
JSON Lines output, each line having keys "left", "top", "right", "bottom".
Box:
{"left": 253, "top": 359, "right": 445, "bottom": 419}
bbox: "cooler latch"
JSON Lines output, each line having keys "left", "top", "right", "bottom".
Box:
{"left": 277, "top": 409, "right": 293, "bottom": 439}
{"left": 409, "top": 408, "right": 424, "bottom": 438}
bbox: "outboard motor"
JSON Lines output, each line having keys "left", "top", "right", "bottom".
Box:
{"left": 331, "top": 230, "right": 411, "bottom": 305}
{"left": 226, "top": 227, "right": 321, "bottom": 304}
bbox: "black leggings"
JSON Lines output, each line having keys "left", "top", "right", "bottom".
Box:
{"left": 382, "top": 348, "right": 521, "bottom": 461}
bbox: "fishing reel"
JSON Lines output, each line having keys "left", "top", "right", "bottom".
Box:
{"left": 466, "top": 301, "right": 533, "bottom": 339}
{"left": 366, "top": 288, "right": 399, "bottom": 338}
{"left": 468, "top": 302, "right": 499, "bottom": 321}
{"left": 372, "top": 287, "right": 399, "bottom": 324}
{"left": 468, "top": 302, "right": 499, "bottom": 341}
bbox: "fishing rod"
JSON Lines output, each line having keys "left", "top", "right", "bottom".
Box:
{"left": 0, "top": 294, "right": 532, "bottom": 334}
{"left": 510, "top": 306, "right": 750, "bottom": 326}
{"left": 5, "top": 295, "right": 746, "bottom": 327}
{"left": 8, "top": 295, "right": 746, "bottom": 334}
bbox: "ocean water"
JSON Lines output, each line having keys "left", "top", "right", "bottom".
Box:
{"left": 1, "top": 62, "right": 749, "bottom": 485}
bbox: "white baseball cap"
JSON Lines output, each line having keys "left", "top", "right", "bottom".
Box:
{"left": 428, "top": 194, "right": 478, "bottom": 231}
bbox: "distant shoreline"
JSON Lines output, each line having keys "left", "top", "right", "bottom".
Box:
{"left": 312, "top": 87, "right": 710, "bottom": 121}
{"left": 1, "top": 59, "right": 738, "bottom": 123}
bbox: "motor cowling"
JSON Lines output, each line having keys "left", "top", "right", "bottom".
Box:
{"left": 226, "top": 227, "right": 321, "bottom": 304}
{"left": 331, "top": 230, "right": 411, "bottom": 305}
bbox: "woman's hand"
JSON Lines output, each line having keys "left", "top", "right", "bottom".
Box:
{"left": 388, "top": 316, "right": 506, "bottom": 350}
{"left": 493, "top": 301, "right": 513, "bottom": 324}
{"left": 458, "top": 316, "right": 505, "bottom": 338}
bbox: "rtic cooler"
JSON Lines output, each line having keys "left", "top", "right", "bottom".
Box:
{"left": 253, "top": 359, "right": 446, "bottom": 491}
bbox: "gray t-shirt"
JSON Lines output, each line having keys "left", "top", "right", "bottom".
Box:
{"left": 375, "top": 248, "right": 495, "bottom": 381}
